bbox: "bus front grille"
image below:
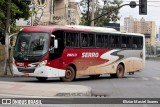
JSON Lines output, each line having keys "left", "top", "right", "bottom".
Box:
{"left": 18, "top": 68, "right": 35, "bottom": 73}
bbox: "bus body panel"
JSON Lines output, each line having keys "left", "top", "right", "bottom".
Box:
{"left": 13, "top": 48, "right": 144, "bottom": 78}
{"left": 13, "top": 62, "right": 65, "bottom": 77}
{"left": 46, "top": 48, "right": 144, "bottom": 77}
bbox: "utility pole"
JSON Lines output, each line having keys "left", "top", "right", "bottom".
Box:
{"left": 3, "top": 0, "right": 13, "bottom": 76}
{"left": 87, "top": 0, "right": 90, "bottom": 26}
{"left": 50, "top": 0, "right": 54, "bottom": 24}
{"left": 91, "top": 0, "right": 95, "bottom": 26}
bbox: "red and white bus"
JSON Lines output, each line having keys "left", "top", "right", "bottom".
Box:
{"left": 13, "top": 25, "right": 145, "bottom": 82}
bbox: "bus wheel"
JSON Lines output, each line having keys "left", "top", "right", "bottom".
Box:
{"left": 116, "top": 64, "right": 124, "bottom": 78}
{"left": 60, "top": 66, "right": 76, "bottom": 82}
{"left": 36, "top": 77, "right": 48, "bottom": 81}
{"left": 89, "top": 75, "right": 100, "bottom": 79}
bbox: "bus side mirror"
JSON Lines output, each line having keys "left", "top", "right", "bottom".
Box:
{"left": 54, "top": 39, "right": 58, "bottom": 49}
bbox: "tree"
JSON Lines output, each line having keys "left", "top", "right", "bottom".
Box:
{"left": 0, "top": 0, "right": 31, "bottom": 35}
{"left": 0, "top": 0, "right": 31, "bottom": 76}
{"left": 79, "top": 0, "right": 122, "bottom": 27}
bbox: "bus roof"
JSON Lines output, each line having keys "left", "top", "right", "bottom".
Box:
{"left": 65, "top": 25, "right": 117, "bottom": 32}
{"left": 21, "top": 25, "right": 144, "bottom": 37}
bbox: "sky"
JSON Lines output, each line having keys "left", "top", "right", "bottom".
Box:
{"left": 78, "top": 0, "right": 160, "bottom": 32}
{"left": 119, "top": 0, "right": 160, "bottom": 29}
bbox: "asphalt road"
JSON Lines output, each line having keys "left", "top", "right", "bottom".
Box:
{"left": 0, "top": 61, "right": 160, "bottom": 98}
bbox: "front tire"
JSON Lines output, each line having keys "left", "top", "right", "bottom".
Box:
{"left": 60, "top": 66, "right": 76, "bottom": 82}
{"left": 36, "top": 77, "right": 48, "bottom": 81}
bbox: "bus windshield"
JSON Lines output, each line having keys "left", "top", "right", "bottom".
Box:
{"left": 14, "top": 32, "right": 49, "bottom": 61}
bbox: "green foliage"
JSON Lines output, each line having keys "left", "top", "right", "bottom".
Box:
{"left": 0, "top": 0, "right": 31, "bottom": 33}
{"left": 79, "top": 0, "right": 122, "bottom": 26}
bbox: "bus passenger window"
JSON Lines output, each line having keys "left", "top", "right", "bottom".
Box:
{"left": 65, "top": 32, "right": 79, "bottom": 47}
{"left": 137, "top": 37, "right": 143, "bottom": 49}
{"left": 114, "top": 35, "right": 120, "bottom": 48}
{"left": 126, "top": 36, "right": 132, "bottom": 49}
{"left": 96, "top": 35, "right": 103, "bottom": 47}
{"left": 132, "top": 37, "right": 143, "bottom": 49}
{"left": 104, "top": 35, "right": 108, "bottom": 47}
{"left": 88, "top": 34, "right": 95, "bottom": 47}
{"left": 109, "top": 36, "right": 115, "bottom": 48}
{"left": 122, "top": 36, "right": 127, "bottom": 48}
{"left": 66, "top": 33, "right": 71, "bottom": 47}
{"left": 81, "top": 34, "right": 88, "bottom": 47}
{"left": 133, "top": 37, "right": 139, "bottom": 49}
{"left": 132, "top": 44, "right": 137, "bottom": 49}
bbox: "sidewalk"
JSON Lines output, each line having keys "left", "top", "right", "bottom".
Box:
{"left": 0, "top": 81, "right": 91, "bottom": 97}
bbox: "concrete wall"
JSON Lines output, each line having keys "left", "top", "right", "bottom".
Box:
{"left": 53, "top": 0, "right": 67, "bottom": 25}
{"left": 30, "top": 0, "right": 81, "bottom": 26}
{"left": 32, "top": 0, "right": 52, "bottom": 25}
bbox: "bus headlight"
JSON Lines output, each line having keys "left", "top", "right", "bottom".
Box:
{"left": 38, "top": 60, "right": 47, "bottom": 67}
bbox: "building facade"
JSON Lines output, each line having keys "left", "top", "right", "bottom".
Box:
{"left": 124, "top": 16, "right": 135, "bottom": 33}
{"left": 17, "top": 0, "right": 81, "bottom": 26}
{"left": 124, "top": 16, "right": 156, "bottom": 54}
{"left": 52, "top": 0, "right": 81, "bottom": 25}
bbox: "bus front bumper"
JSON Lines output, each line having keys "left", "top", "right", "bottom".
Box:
{"left": 12, "top": 64, "right": 65, "bottom": 77}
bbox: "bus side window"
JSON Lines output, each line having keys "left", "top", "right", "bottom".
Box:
{"left": 65, "top": 32, "right": 79, "bottom": 48}
{"left": 66, "top": 33, "right": 71, "bottom": 47}
{"left": 81, "top": 33, "right": 88, "bottom": 47}
{"left": 126, "top": 36, "right": 132, "bottom": 49}
{"left": 132, "top": 37, "right": 143, "bottom": 49}
{"left": 121, "top": 36, "right": 127, "bottom": 48}
{"left": 75, "top": 33, "right": 79, "bottom": 47}
{"left": 138, "top": 37, "right": 143, "bottom": 49}
{"left": 132, "top": 44, "right": 137, "bottom": 49}
{"left": 133, "top": 37, "right": 138, "bottom": 49}
{"left": 104, "top": 35, "right": 108, "bottom": 47}
{"left": 88, "top": 34, "right": 95, "bottom": 47}
{"left": 109, "top": 35, "right": 115, "bottom": 48}
{"left": 96, "top": 34, "right": 103, "bottom": 48}
{"left": 114, "top": 35, "right": 121, "bottom": 48}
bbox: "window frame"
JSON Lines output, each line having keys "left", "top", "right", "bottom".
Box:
{"left": 64, "top": 31, "right": 80, "bottom": 48}
{"left": 108, "top": 34, "right": 121, "bottom": 49}
{"left": 95, "top": 33, "right": 109, "bottom": 48}
{"left": 80, "top": 33, "right": 96, "bottom": 48}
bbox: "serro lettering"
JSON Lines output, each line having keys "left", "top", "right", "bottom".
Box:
{"left": 82, "top": 52, "right": 99, "bottom": 58}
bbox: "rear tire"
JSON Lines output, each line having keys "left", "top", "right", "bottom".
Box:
{"left": 36, "top": 77, "right": 48, "bottom": 81}
{"left": 116, "top": 64, "right": 124, "bottom": 78}
{"left": 60, "top": 66, "right": 76, "bottom": 82}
